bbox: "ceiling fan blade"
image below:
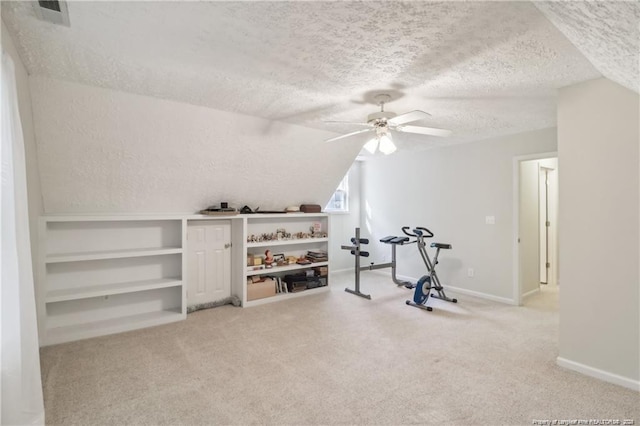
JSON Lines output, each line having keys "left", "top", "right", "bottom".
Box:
{"left": 324, "top": 121, "right": 372, "bottom": 128}
{"left": 325, "top": 128, "right": 374, "bottom": 143}
{"left": 387, "top": 110, "right": 431, "bottom": 126}
{"left": 395, "top": 125, "right": 452, "bottom": 137}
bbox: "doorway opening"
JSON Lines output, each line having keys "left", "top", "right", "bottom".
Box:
{"left": 513, "top": 153, "right": 559, "bottom": 305}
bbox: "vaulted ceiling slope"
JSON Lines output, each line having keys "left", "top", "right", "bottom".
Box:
{"left": 534, "top": 1, "right": 639, "bottom": 95}
{"left": 2, "top": 1, "right": 638, "bottom": 147}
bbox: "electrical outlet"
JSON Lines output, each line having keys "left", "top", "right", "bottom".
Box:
{"left": 485, "top": 216, "right": 495, "bottom": 225}
{"left": 467, "top": 268, "right": 474, "bottom": 277}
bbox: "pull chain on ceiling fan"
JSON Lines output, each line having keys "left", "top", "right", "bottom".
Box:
{"left": 325, "top": 93, "right": 452, "bottom": 155}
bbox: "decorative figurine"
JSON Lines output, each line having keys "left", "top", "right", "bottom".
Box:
{"left": 264, "top": 249, "right": 274, "bottom": 268}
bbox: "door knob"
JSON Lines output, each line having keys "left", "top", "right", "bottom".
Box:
{"left": 224, "top": 243, "right": 231, "bottom": 249}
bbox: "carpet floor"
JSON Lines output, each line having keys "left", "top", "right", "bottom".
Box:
{"left": 40, "top": 272, "right": 639, "bottom": 425}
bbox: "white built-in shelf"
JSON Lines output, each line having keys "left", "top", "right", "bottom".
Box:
{"left": 246, "top": 237, "right": 328, "bottom": 248}
{"left": 45, "top": 309, "right": 183, "bottom": 346}
{"left": 243, "top": 213, "right": 330, "bottom": 307}
{"left": 243, "top": 286, "right": 329, "bottom": 308}
{"left": 38, "top": 215, "right": 187, "bottom": 346}
{"left": 45, "top": 247, "right": 182, "bottom": 263}
{"left": 45, "top": 278, "right": 183, "bottom": 303}
{"left": 246, "top": 261, "right": 329, "bottom": 277}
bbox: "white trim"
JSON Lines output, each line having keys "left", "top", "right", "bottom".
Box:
{"left": 522, "top": 287, "right": 540, "bottom": 298}
{"left": 512, "top": 151, "right": 558, "bottom": 306}
{"left": 556, "top": 357, "right": 640, "bottom": 392}
{"left": 394, "top": 273, "right": 517, "bottom": 305}
{"left": 335, "top": 269, "right": 518, "bottom": 306}
{"left": 444, "top": 285, "right": 518, "bottom": 305}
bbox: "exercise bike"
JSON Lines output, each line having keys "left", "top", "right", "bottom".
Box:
{"left": 402, "top": 227, "right": 457, "bottom": 312}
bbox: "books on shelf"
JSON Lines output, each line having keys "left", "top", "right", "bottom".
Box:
{"left": 306, "top": 250, "right": 328, "bottom": 262}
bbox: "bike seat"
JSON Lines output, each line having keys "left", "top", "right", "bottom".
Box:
{"left": 379, "top": 236, "right": 396, "bottom": 243}
{"left": 391, "top": 237, "right": 410, "bottom": 245}
{"left": 431, "top": 243, "right": 452, "bottom": 249}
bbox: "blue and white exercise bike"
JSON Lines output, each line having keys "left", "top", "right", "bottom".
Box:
{"left": 402, "top": 227, "right": 458, "bottom": 312}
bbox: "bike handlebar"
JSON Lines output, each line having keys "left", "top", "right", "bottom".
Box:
{"left": 415, "top": 227, "right": 434, "bottom": 238}
{"left": 401, "top": 226, "right": 434, "bottom": 238}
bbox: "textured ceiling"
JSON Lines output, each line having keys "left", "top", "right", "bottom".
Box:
{"left": 535, "top": 1, "right": 640, "bottom": 94}
{"left": 2, "top": 1, "right": 637, "bottom": 149}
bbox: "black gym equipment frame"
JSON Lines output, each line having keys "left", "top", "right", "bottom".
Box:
{"left": 342, "top": 227, "right": 414, "bottom": 300}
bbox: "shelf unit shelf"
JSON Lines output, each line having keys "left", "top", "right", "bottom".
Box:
{"left": 45, "top": 278, "right": 183, "bottom": 303}
{"left": 246, "top": 261, "right": 328, "bottom": 277}
{"left": 243, "top": 285, "right": 329, "bottom": 308}
{"left": 247, "top": 237, "right": 328, "bottom": 248}
{"left": 45, "top": 247, "right": 183, "bottom": 263}
{"left": 45, "top": 309, "right": 183, "bottom": 346}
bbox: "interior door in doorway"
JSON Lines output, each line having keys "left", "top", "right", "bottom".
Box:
{"left": 539, "top": 167, "right": 550, "bottom": 284}
{"left": 187, "top": 221, "right": 231, "bottom": 306}
{"left": 519, "top": 160, "right": 540, "bottom": 295}
{"left": 538, "top": 159, "right": 558, "bottom": 286}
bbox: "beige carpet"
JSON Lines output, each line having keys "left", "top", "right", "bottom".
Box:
{"left": 40, "top": 272, "right": 639, "bottom": 425}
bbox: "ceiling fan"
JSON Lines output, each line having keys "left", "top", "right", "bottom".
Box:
{"left": 325, "top": 94, "right": 452, "bottom": 155}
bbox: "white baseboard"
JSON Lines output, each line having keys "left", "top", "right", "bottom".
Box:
{"left": 556, "top": 357, "right": 640, "bottom": 392}
{"left": 445, "top": 285, "right": 518, "bottom": 305}
{"left": 522, "top": 287, "right": 540, "bottom": 298}
{"left": 393, "top": 274, "right": 517, "bottom": 305}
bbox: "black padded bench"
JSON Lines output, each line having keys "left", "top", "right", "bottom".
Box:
{"left": 431, "top": 242, "right": 452, "bottom": 250}
{"left": 380, "top": 236, "right": 410, "bottom": 245}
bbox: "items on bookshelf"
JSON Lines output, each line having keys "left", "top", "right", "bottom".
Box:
{"left": 273, "top": 276, "right": 288, "bottom": 294}
{"left": 300, "top": 204, "right": 322, "bottom": 213}
{"left": 306, "top": 250, "right": 328, "bottom": 262}
{"left": 264, "top": 250, "right": 274, "bottom": 268}
{"left": 247, "top": 229, "right": 328, "bottom": 243}
{"left": 283, "top": 272, "right": 328, "bottom": 293}
{"left": 246, "top": 275, "right": 291, "bottom": 301}
{"left": 313, "top": 266, "right": 328, "bottom": 276}
{"left": 243, "top": 212, "right": 329, "bottom": 306}
{"left": 246, "top": 276, "right": 276, "bottom": 301}
{"left": 247, "top": 254, "right": 264, "bottom": 270}
{"left": 247, "top": 250, "right": 327, "bottom": 271}
{"left": 199, "top": 202, "right": 238, "bottom": 216}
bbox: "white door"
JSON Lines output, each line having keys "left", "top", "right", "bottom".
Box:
{"left": 187, "top": 221, "right": 231, "bottom": 306}
{"left": 539, "top": 159, "right": 559, "bottom": 286}
{"left": 519, "top": 160, "right": 540, "bottom": 295}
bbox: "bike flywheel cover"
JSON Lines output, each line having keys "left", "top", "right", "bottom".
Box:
{"left": 413, "top": 276, "right": 431, "bottom": 304}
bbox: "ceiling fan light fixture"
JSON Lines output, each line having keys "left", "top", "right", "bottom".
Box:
{"left": 378, "top": 133, "right": 396, "bottom": 155}
{"left": 363, "top": 138, "right": 379, "bottom": 154}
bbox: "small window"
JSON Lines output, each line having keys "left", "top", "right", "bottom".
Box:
{"left": 325, "top": 173, "right": 349, "bottom": 213}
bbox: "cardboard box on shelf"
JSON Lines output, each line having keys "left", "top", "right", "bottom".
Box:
{"left": 313, "top": 266, "right": 328, "bottom": 276}
{"left": 247, "top": 278, "right": 276, "bottom": 301}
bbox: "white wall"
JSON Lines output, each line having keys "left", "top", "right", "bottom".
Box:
{"left": 557, "top": 77, "right": 639, "bottom": 387}
{"left": 360, "top": 127, "right": 557, "bottom": 302}
{"left": 328, "top": 162, "right": 361, "bottom": 272}
{"left": 28, "top": 76, "right": 361, "bottom": 214}
{"left": 1, "top": 21, "right": 42, "bottom": 271}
